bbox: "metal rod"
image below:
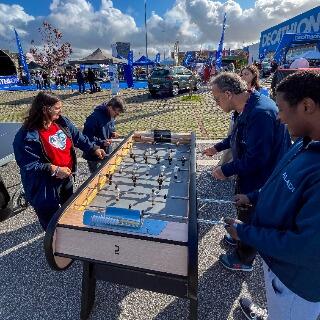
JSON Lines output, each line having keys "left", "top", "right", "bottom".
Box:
{"left": 197, "top": 198, "right": 235, "bottom": 204}
{"left": 197, "top": 218, "right": 226, "bottom": 226}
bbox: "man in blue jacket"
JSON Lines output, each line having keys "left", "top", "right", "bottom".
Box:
{"left": 203, "top": 72, "right": 291, "bottom": 271}
{"left": 225, "top": 71, "right": 320, "bottom": 320}
{"left": 83, "top": 96, "right": 125, "bottom": 173}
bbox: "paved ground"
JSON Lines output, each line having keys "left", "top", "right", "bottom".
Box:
{"left": 0, "top": 87, "right": 266, "bottom": 320}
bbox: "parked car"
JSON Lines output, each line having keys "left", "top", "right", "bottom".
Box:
{"left": 148, "top": 66, "right": 200, "bottom": 97}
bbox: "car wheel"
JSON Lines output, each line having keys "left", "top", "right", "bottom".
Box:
{"left": 171, "top": 84, "right": 179, "bottom": 96}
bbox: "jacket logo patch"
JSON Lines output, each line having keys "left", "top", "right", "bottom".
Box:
{"left": 49, "top": 130, "right": 67, "bottom": 150}
{"left": 282, "top": 172, "right": 296, "bottom": 192}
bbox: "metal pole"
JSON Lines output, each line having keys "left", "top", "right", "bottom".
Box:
{"left": 145, "top": 0, "right": 148, "bottom": 74}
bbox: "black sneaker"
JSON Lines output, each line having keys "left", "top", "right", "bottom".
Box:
{"left": 223, "top": 233, "right": 237, "bottom": 246}
{"left": 219, "top": 252, "right": 253, "bottom": 272}
{"left": 239, "top": 297, "right": 268, "bottom": 320}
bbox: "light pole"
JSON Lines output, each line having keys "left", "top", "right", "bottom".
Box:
{"left": 145, "top": 0, "right": 148, "bottom": 58}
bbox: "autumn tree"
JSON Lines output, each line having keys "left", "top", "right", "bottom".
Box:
{"left": 30, "top": 21, "right": 72, "bottom": 74}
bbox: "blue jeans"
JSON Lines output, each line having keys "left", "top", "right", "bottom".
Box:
{"left": 34, "top": 177, "right": 73, "bottom": 230}
{"left": 78, "top": 82, "right": 85, "bottom": 93}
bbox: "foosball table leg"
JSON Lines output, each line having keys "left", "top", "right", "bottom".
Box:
{"left": 80, "top": 262, "right": 96, "bottom": 320}
{"left": 189, "top": 297, "right": 198, "bottom": 320}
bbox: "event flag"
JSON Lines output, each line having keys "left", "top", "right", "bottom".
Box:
{"left": 215, "top": 13, "right": 226, "bottom": 71}
{"left": 183, "top": 51, "right": 193, "bottom": 67}
{"left": 155, "top": 53, "right": 160, "bottom": 64}
{"left": 14, "top": 28, "right": 30, "bottom": 82}
{"left": 124, "top": 50, "right": 134, "bottom": 88}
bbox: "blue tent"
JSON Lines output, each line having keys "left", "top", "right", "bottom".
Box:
{"left": 133, "top": 55, "right": 155, "bottom": 66}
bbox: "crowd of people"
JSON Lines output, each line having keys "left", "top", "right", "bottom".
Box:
{"left": 12, "top": 64, "right": 320, "bottom": 319}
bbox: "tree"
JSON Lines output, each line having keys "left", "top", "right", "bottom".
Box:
{"left": 30, "top": 21, "right": 72, "bottom": 74}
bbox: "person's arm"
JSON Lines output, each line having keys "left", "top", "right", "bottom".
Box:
{"left": 82, "top": 115, "right": 105, "bottom": 147}
{"left": 214, "top": 135, "right": 231, "bottom": 152}
{"left": 62, "top": 117, "right": 99, "bottom": 155}
{"left": 221, "top": 112, "right": 274, "bottom": 177}
{"left": 237, "top": 179, "right": 320, "bottom": 267}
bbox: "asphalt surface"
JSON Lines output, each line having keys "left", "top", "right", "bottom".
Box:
{"left": 0, "top": 142, "right": 266, "bottom": 320}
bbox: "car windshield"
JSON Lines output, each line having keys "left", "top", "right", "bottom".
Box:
{"left": 151, "top": 69, "right": 170, "bottom": 77}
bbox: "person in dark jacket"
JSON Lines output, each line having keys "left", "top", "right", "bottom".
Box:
{"left": 203, "top": 72, "right": 291, "bottom": 272}
{"left": 76, "top": 68, "right": 85, "bottom": 94}
{"left": 225, "top": 71, "right": 320, "bottom": 320}
{"left": 87, "top": 68, "right": 96, "bottom": 93}
{"left": 82, "top": 96, "right": 125, "bottom": 174}
{"left": 13, "top": 92, "right": 106, "bottom": 230}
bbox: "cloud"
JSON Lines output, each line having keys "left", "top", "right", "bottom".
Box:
{"left": 0, "top": 0, "right": 318, "bottom": 58}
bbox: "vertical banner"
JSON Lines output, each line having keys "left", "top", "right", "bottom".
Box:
{"left": 111, "top": 43, "right": 118, "bottom": 58}
{"left": 14, "top": 28, "right": 30, "bottom": 83}
{"left": 155, "top": 53, "right": 160, "bottom": 64}
{"left": 109, "top": 64, "right": 120, "bottom": 95}
{"left": 215, "top": 13, "right": 226, "bottom": 71}
{"left": 124, "top": 50, "right": 134, "bottom": 88}
{"left": 183, "top": 51, "right": 193, "bottom": 67}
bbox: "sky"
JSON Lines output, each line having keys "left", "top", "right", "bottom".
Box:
{"left": 0, "top": 0, "right": 318, "bottom": 59}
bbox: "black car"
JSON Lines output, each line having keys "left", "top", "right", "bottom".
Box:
{"left": 148, "top": 66, "right": 200, "bottom": 97}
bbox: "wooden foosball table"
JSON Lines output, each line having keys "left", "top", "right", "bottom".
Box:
{"left": 44, "top": 130, "right": 198, "bottom": 319}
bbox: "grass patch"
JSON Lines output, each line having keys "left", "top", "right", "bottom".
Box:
{"left": 180, "top": 95, "right": 202, "bottom": 102}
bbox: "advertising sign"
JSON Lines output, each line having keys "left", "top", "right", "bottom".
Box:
{"left": 0, "top": 75, "right": 19, "bottom": 88}
{"left": 259, "top": 6, "right": 320, "bottom": 57}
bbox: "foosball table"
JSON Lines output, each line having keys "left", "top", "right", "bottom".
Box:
{"left": 44, "top": 130, "right": 198, "bottom": 319}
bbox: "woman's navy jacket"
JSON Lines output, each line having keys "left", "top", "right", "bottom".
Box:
{"left": 13, "top": 116, "right": 96, "bottom": 208}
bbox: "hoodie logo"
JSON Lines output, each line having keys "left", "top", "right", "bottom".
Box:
{"left": 49, "top": 130, "right": 67, "bottom": 150}
{"left": 282, "top": 172, "right": 296, "bottom": 192}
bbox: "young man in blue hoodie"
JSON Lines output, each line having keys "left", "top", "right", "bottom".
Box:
{"left": 83, "top": 97, "right": 125, "bottom": 173}
{"left": 203, "top": 72, "right": 291, "bottom": 271}
{"left": 225, "top": 71, "right": 320, "bottom": 320}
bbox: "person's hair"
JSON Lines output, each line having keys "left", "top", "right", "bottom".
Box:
{"left": 276, "top": 71, "right": 320, "bottom": 107}
{"left": 106, "top": 96, "right": 125, "bottom": 113}
{"left": 210, "top": 72, "right": 247, "bottom": 94}
{"left": 23, "top": 91, "right": 61, "bottom": 130}
{"left": 241, "top": 65, "right": 261, "bottom": 90}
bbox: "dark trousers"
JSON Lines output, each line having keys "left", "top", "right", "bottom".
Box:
{"left": 78, "top": 82, "right": 85, "bottom": 93}
{"left": 236, "top": 206, "right": 256, "bottom": 264}
{"left": 234, "top": 178, "right": 256, "bottom": 265}
{"left": 34, "top": 177, "right": 73, "bottom": 231}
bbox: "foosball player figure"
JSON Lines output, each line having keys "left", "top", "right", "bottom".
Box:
{"left": 157, "top": 176, "right": 164, "bottom": 190}
{"left": 115, "top": 184, "right": 120, "bottom": 201}
{"left": 181, "top": 156, "right": 186, "bottom": 166}
{"left": 168, "top": 152, "right": 173, "bottom": 165}
{"left": 129, "top": 204, "right": 132, "bottom": 209}
{"left": 163, "top": 194, "right": 167, "bottom": 199}
{"left": 143, "top": 153, "right": 148, "bottom": 164}
{"left": 151, "top": 189, "right": 156, "bottom": 206}
{"left": 132, "top": 154, "right": 136, "bottom": 163}
{"left": 108, "top": 174, "right": 113, "bottom": 185}
{"left": 160, "top": 165, "right": 166, "bottom": 177}
{"left": 119, "top": 164, "right": 123, "bottom": 174}
{"left": 174, "top": 165, "right": 179, "bottom": 179}
{"left": 132, "top": 174, "right": 137, "bottom": 187}
{"left": 130, "top": 150, "right": 134, "bottom": 158}
{"left": 156, "top": 155, "right": 160, "bottom": 164}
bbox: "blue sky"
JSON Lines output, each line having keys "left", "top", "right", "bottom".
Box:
{"left": 0, "top": 0, "right": 318, "bottom": 57}
{"left": 1, "top": 0, "right": 256, "bottom": 26}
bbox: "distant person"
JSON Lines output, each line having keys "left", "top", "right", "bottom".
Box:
{"left": 42, "top": 72, "right": 50, "bottom": 90}
{"left": 76, "top": 68, "right": 85, "bottom": 94}
{"left": 270, "top": 60, "right": 278, "bottom": 73}
{"left": 240, "top": 65, "right": 269, "bottom": 96}
{"left": 225, "top": 70, "right": 320, "bottom": 320}
{"left": 87, "top": 68, "right": 96, "bottom": 93}
{"left": 34, "top": 72, "right": 43, "bottom": 90}
{"left": 83, "top": 97, "right": 125, "bottom": 173}
{"left": 228, "top": 62, "right": 235, "bottom": 73}
{"left": 203, "top": 72, "right": 291, "bottom": 272}
{"left": 13, "top": 92, "right": 106, "bottom": 230}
